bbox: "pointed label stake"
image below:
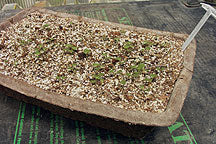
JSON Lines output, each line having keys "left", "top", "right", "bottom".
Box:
{"left": 182, "top": 3, "right": 216, "bottom": 51}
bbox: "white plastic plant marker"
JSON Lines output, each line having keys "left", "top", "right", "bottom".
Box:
{"left": 182, "top": 3, "right": 216, "bottom": 51}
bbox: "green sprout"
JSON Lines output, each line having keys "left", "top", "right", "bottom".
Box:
{"left": 109, "top": 69, "right": 115, "bottom": 73}
{"left": 83, "top": 48, "right": 91, "bottom": 55}
{"left": 66, "top": 44, "right": 77, "bottom": 50}
{"left": 126, "top": 73, "right": 132, "bottom": 77}
{"left": 120, "top": 79, "right": 126, "bottom": 85}
{"left": 19, "top": 40, "right": 26, "bottom": 46}
{"left": 114, "top": 37, "right": 120, "bottom": 42}
{"left": 93, "top": 63, "right": 100, "bottom": 67}
{"left": 145, "top": 47, "right": 151, "bottom": 50}
{"left": 102, "top": 52, "right": 108, "bottom": 57}
{"left": 123, "top": 41, "right": 134, "bottom": 49}
{"left": 144, "top": 78, "right": 153, "bottom": 82}
{"left": 56, "top": 76, "right": 66, "bottom": 80}
{"left": 90, "top": 79, "right": 97, "bottom": 84}
{"left": 68, "top": 63, "right": 77, "bottom": 72}
{"left": 115, "top": 57, "right": 122, "bottom": 61}
{"left": 14, "top": 61, "right": 18, "bottom": 66}
{"left": 137, "top": 63, "right": 145, "bottom": 71}
{"left": 142, "top": 40, "right": 153, "bottom": 46}
{"left": 35, "top": 48, "right": 41, "bottom": 55}
{"left": 27, "top": 39, "right": 33, "bottom": 42}
{"left": 120, "top": 30, "right": 125, "bottom": 33}
{"left": 92, "top": 63, "right": 104, "bottom": 71}
{"left": 130, "top": 63, "right": 145, "bottom": 73}
{"left": 91, "top": 73, "right": 105, "bottom": 84}
{"left": 116, "top": 70, "right": 123, "bottom": 74}
{"left": 150, "top": 74, "right": 157, "bottom": 78}
{"left": 132, "top": 72, "right": 140, "bottom": 78}
{"left": 140, "top": 85, "right": 145, "bottom": 90}
{"left": 156, "top": 66, "right": 166, "bottom": 71}
{"left": 93, "top": 73, "right": 104, "bottom": 80}
{"left": 43, "top": 24, "right": 49, "bottom": 28}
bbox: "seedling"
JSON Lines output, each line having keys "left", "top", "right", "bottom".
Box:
{"left": 123, "top": 41, "right": 134, "bottom": 49}
{"left": 109, "top": 69, "right": 115, "bottom": 73}
{"left": 132, "top": 72, "right": 140, "bottom": 78}
{"left": 142, "top": 40, "right": 153, "bottom": 46}
{"left": 114, "top": 37, "right": 120, "bottom": 42}
{"left": 145, "top": 47, "right": 151, "bottom": 50}
{"left": 140, "top": 85, "right": 145, "bottom": 90}
{"left": 115, "top": 57, "right": 122, "bottom": 61}
{"left": 91, "top": 73, "right": 105, "bottom": 84}
{"left": 126, "top": 73, "right": 132, "bottom": 77}
{"left": 137, "top": 63, "right": 145, "bottom": 71}
{"left": 83, "top": 48, "right": 91, "bottom": 55}
{"left": 120, "top": 79, "right": 126, "bottom": 85}
{"left": 43, "top": 24, "right": 49, "bottom": 28}
{"left": 66, "top": 44, "right": 77, "bottom": 51}
{"left": 56, "top": 76, "right": 66, "bottom": 80}
{"left": 68, "top": 63, "right": 77, "bottom": 72}
{"left": 150, "top": 74, "right": 157, "bottom": 78}
{"left": 144, "top": 78, "right": 153, "bottom": 82}
{"left": 116, "top": 70, "right": 123, "bottom": 74}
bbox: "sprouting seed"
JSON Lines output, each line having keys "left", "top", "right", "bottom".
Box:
{"left": 43, "top": 24, "right": 49, "bottom": 27}
{"left": 145, "top": 47, "right": 151, "bottom": 50}
{"left": 126, "top": 73, "right": 132, "bottom": 77}
{"left": 109, "top": 69, "right": 115, "bottom": 73}
{"left": 83, "top": 48, "right": 91, "bottom": 55}
{"left": 150, "top": 74, "right": 157, "bottom": 78}
{"left": 140, "top": 85, "right": 145, "bottom": 90}
{"left": 137, "top": 63, "right": 145, "bottom": 71}
{"left": 120, "top": 80, "right": 126, "bottom": 85}
{"left": 93, "top": 63, "right": 100, "bottom": 67}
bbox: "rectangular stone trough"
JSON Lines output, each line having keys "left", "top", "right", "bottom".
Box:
{"left": 0, "top": 8, "right": 196, "bottom": 138}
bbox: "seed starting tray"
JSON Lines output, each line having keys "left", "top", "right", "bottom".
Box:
{"left": 0, "top": 8, "right": 196, "bottom": 137}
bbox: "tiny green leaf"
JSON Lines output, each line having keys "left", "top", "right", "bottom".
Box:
{"left": 120, "top": 30, "right": 125, "bottom": 33}
{"left": 126, "top": 73, "right": 132, "bottom": 77}
{"left": 144, "top": 78, "right": 153, "bottom": 82}
{"left": 100, "top": 79, "right": 104, "bottom": 83}
{"left": 117, "top": 70, "right": 123, "bottom": 74}
{"left": 84, "top": 48, "right": 91, "bottom": 55}
{"left": 132, "top": 72, "right": 140, "bottom": 77}
{"left": 115, "top": 57, "right": 121, "bottom": 61}
{"left": 98, "top": 73, "right": 104, "bottom": 77}
{"left": 67, "top": 67, "right": 73, "bottom": 70}
{"left": 114, "top": 38, "right": 120, "bottom": 41}
{"left": 43, "top": 24, "right": 49, "bottom": 27}
{"left": 42, "top": 47, "right": 47, "bottom": 51}
{"left": 102, "top": 53, "right": 107, "bottom": 57}
{"left": 130, "top": 65, "right": 137, "bottom": 69}
{"left": 150, "top": 74, "right": 157, "bottom": 78}
{"left": 120, "top": 80, "right": 126, "bottom": 85}
{"left": 93, "top": 63, "right": 100, "bottom": 67}
{"left": 61, "top": 76, "right": 66, "bottom": 79}
{"left": 72, "top": 46, "right": 77, "bottom": 50}
{"left": 140, "top": 85, "right": 145, "bottom": 89}
{"left": 90, "top": 79, "right": 97, "bottom": 84}
{"left": 123, "top": 44, "right": 130, "bottom": 49}
{"left": 109, "top": 69, "right": 115, "bottom": 73}
{"left": 145, "top": 47, "right": 151, "bottom": 50}
{"left": 94, "top": 75, "right": 101, "bottom": 80}
{"left": 72, "top": 63, "right": 77, "bottom": 67}
{"left": 137, "top": 63, "right": 145, "bottom": 71}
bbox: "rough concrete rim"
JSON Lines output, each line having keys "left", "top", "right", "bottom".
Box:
{"left": 0, "top": 7, "right": 196, "bottom": 126}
